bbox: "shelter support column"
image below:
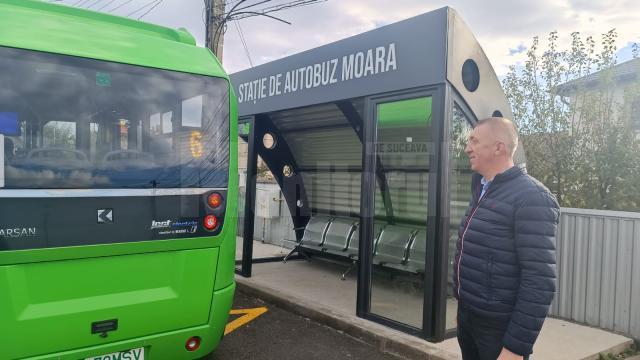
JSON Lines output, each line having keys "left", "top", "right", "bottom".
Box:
{"left": 239, "top": 116, "right": 257, "bottom": 277}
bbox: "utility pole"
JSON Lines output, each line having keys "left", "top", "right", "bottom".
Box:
{"left": 205, "top": 0, "right": 326, "bottom": 64}
{"left": 205, "top": 0, "right": 226, "bottom": 61}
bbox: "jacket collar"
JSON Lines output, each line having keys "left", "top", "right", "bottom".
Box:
{"left": 472, "top": 164, "right": 527, "bottom": 188}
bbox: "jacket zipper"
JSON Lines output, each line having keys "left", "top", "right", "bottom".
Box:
{"left": 456, "top": 185, "right": 489, "bottom": 299}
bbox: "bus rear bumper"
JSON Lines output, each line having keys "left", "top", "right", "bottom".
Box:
{"left": 25, "top": 282, "right": 236, "bottom": 360}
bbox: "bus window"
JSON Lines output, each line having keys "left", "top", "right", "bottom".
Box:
{"left": 0, "top": 46, "right": 229, "bottom": 189}
{"left": 182, "top": 95, "right": 203, "bottom": 128}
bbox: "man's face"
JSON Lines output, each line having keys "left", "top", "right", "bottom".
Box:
{"left": 465, "top": 124, "right": 497, "bottom": 175}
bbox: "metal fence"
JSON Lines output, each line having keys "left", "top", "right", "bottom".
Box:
{"left": 551, "top": 208, "right": 640, "bottom": 340}
{"left": 236, "top": 183, "right": 296, "bottom": 249}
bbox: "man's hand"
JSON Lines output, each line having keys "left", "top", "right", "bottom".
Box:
{"left": 497, "top": 347, "right": 523, "bottom": 360}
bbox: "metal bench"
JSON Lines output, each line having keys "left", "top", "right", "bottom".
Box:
{"left": 322, "top": 217, "right": 357, "bottom": 253}
{"left": 345, "top": 221, "right": 385, "bottom": 259}
{"left": 283, "top": 215, "right": 333, "bottom": 262}
{"left": 374, "top": 225, "right": 416, "bottom": 266}
{"left": 302, "top": 215, "right": 333, "bottom": 250}
{"left": 335, "top": 221, "right": 386, "bottom": 280}
{"left": 286, "top": 215, "right": 428, "bottom": 279}
{"left": 407, "top": 229, "right": 427, "bottom": 273}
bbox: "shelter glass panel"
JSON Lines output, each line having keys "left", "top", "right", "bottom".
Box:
{"left": 285, "top": 127, "right": 361, "bottom": 168}
{"left": 446, "top": 104, "right": 473, "bottom": 332}
{"left": 369, "top": 96, "right": 433, "bottom": 329}
{"left": 236, "top": 122, "right": 250, "bottom": 263}
{"left": 236, "top": 124, "right": 293, "bottom": 263}
{"left": 301, "top": 171, "right": 362, "bottom": 215}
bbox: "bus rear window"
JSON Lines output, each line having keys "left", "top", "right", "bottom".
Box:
{"left": 0, "top": 46, "right": 229, "bottom": 189}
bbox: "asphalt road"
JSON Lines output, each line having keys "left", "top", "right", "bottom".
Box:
{"left": 207, "top": 291, "right": 401, "bottom": 360}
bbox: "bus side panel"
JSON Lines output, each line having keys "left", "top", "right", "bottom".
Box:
{"left": 16, "top": 282, "right": 234, "bottom": 360}
{"left": 0, "top": 248, "right": 218, "bottom": 359}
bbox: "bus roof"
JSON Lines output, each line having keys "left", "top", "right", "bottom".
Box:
{"left": 0, "top": 0, "right": 227, "bottom": 79}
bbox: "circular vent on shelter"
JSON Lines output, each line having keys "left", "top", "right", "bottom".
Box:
{"left": 462, "top": 59, "right": 480, "bottom": 92}
{"left": 283, "top": 164, "right": 294, "bottom": 178}
{"left": 263, "top": 133, "right": 276, "bottom": 149}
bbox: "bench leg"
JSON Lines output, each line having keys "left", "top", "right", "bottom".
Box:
{"left": 341, "top": 261, "right": 356, "bottom": 280}
{"left": 283, "top": 244, "right": 310, "bottom": 263}
{"left": 282, "top": 246, "right": 297, "bottom": 263}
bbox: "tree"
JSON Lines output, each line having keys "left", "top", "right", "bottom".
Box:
{"left": 43, "top": 121, "right": 76, "bottom": 149}
{"left": 502, "top": 30, "right": 640, "bottom": 211}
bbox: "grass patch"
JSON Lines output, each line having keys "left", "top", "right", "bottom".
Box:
{"left": 599, "top": 345, "right": 639, "bottom": 359}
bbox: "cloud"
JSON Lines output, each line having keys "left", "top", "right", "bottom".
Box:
{"left": 57, "top": 0, "right": 640, "bottom": 77}
{"left": 509, "top": 44, "right": 527, "bottom": 56}
{"left": 226, "top": 0, "right": 640, "bottom": 76}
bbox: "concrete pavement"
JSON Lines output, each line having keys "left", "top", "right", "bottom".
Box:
{"left": 235, "top": 241, "right": 634, "bottom": 360}
{"left": 209, "top": 291, "right": 401, "bottom": 360}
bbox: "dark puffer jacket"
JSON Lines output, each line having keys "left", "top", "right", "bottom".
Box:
{"left": 453, "top": 165, "right": 559, "bottom": 356}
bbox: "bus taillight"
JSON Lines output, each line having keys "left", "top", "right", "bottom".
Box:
{"left": 203, "top": 215, "right": 218, "bottom": 230}
{"left": 207, "top": 192, "right": 223, "bottom": 208}
{"left": 185, "top": 336, "right": 201, "bottom": 351}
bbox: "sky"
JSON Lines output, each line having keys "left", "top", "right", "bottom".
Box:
{"left": 52, "top": 0, "right": 640, "bottom": 77}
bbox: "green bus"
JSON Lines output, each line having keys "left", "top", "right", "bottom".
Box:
{"left": 0, "top": 1, "right": 237, "bottom": 359}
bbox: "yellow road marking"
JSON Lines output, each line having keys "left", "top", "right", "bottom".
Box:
{"left": 224, "top": 307, "right": 268, "bottom": 335}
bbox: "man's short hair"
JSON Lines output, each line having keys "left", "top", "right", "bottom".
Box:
{"left": 476, "top": 117, "right": 519, "bottom": 157}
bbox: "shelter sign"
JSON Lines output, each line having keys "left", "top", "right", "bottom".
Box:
{"left": 231, "top": 8, "right": 448, "bottom": 116}
{"left": 237, "top": 43, "right": 397, "bottom": 105}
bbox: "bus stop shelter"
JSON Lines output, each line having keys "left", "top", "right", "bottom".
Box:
{"left": 230, "top": 7, "right": 524, "bottom": 342}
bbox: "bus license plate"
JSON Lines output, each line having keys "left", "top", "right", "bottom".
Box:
{"left": 85, "top": 347, "right": 144, "bottom": 360}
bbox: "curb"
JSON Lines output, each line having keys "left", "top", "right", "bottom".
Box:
{"left": 235, "top": 277, "right": 459, "bottom": 360}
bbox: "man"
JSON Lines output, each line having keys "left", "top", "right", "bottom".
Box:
{"left": 453, "top": 117, "right": 559, "bottom": 360}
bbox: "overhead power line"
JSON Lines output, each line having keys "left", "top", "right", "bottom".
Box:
{"left": 234, "top": 20, "right": 254, "bottom": 67}
{"left": 207, "top": 0, "right": 327, "bottom": 61}
{"left": 85, "top": 0, "right": 105, "bottom": 9}
{"left": 136, "top": 0, "right": 163, "bottom": 19}
{"left": 96, "top": 0, "right": 118, "bottom": 11}
{"left": 126, "top": 0, "right": 160, "bottom": 17}
{"left": 108, "top": 0, "right": 134, "bottom": 13}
